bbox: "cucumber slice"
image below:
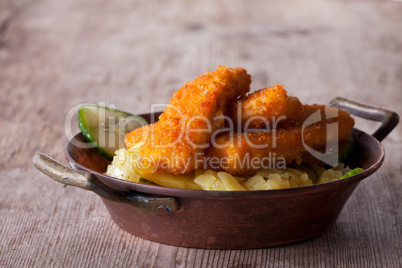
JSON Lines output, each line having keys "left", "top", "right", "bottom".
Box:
{"left": 78, "top": 105, "right": 147, "bottom": 160}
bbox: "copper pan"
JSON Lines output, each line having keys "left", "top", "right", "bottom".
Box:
{"left": 33, "top": 98, "right": 399, "bottom": 249}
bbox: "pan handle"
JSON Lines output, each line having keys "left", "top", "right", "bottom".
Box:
{"left": 329, "top": 97, "right": 399, "bottom": 142}
{"left": 33, "top": 153, "right": 180, "bottom": 215}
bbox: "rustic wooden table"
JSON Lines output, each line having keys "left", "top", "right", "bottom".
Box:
{"left": 1, "top": 0, "right": 401, "bottom": 267}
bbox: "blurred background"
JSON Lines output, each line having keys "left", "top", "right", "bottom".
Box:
{"left": 2, "top": 0, "right": 402, "bottom": 144}
{"left": 1, "top": 2, "right": 401, "bottom": 104}
{"left": 1, "top": 0, "right": 401, "bottom": 146}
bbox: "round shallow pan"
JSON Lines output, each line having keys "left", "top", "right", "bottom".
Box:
{"left": 33, "top": 98, "right": 399, "bottom": 249}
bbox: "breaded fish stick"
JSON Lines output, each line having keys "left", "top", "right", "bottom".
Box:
{"left": 125, "top": 66, "right": 251, "bottom": 175}
{"left": 229, "top": 85, "right": 302, "bottom": 129}
{"left": 282, "top": 96, "right": 303, "bottom": 123}
{"left": 205, "top": 105, "right": 355, "bottom": 175}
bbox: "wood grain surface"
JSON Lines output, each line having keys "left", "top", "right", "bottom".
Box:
{"left": 1, "top": 0, "right": 401, "bottom": 267}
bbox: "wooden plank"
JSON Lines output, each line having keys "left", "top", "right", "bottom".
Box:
{"left": 0, "top": 0, "right": 401, "bottom": 267}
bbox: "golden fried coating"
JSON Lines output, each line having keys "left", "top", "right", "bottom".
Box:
{"left": 205, "top": 105, "right": 355, "bottom": 175}
{"left": 125, "top": 66, "right": 251, "bottom": 175}
{"left": 125, "top": 123, "right": 153, "bottom": 149}
{"left": 229, "top": 85, "right": 302, "bottom": 129}
{"left": 282, "top": 96, "right": 303, "bottom": 123}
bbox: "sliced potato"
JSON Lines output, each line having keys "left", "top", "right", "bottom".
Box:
{"left": 317, "top": 169, "right": 343, "bottom": 184}
{"left": 217, "top": 172, "right": 246, "bottom": 191}
{"left": 142, "top": 172, "right": 201, "bottom": 190}
{"left": 210, "top": 179, "right": 226, "bottom": 191}
{"left": 243, "top": 175, "right": 266, "bottom": 190}
{"left": 266, "top": 177, "right": 283, "bottom": 190}
{"left": 194, "top": 174, "right": 218, "bottom": 190}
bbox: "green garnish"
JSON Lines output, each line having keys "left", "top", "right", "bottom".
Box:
{"left": 341, "top": 168, "right": 364, "bottom": 179}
